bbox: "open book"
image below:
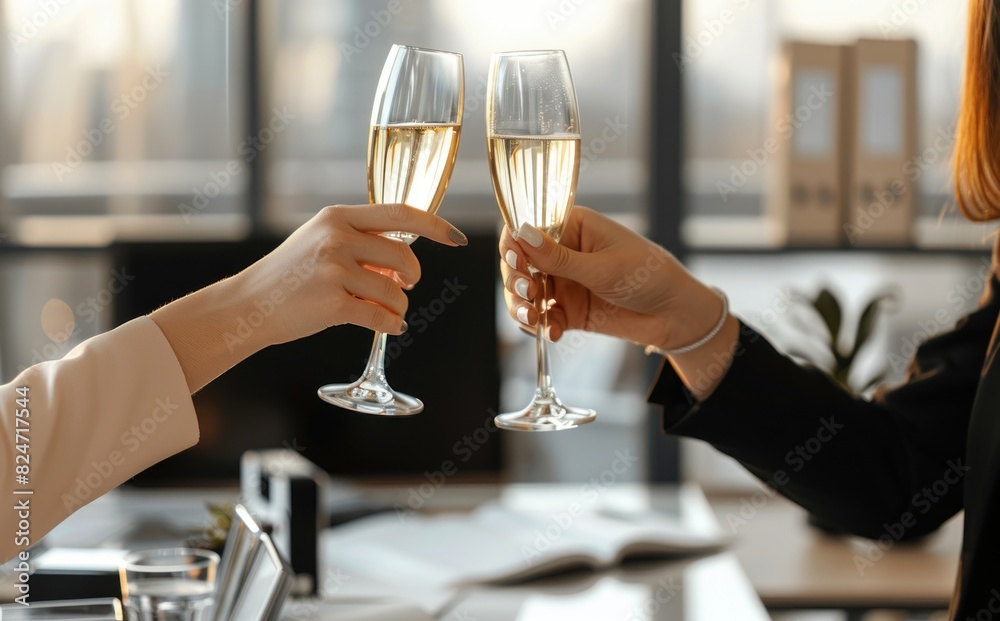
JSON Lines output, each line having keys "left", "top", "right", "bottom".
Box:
{"left": 319, "top": 484, "right": 730, "bottom": 613}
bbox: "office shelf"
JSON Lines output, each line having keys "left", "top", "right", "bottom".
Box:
{"left": 682, "top": 215, "right": 995, "bottom": 257}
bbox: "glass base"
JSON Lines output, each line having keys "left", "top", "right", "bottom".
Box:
{"left": 495, "top": 395, "right": 596, "bottom": 432}
{"left": 317, "top": 378, "right": 424, "bottom": 416}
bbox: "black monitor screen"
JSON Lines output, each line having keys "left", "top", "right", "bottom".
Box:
{"left": 111, "top": 233, "right": 502, "bottom": 485}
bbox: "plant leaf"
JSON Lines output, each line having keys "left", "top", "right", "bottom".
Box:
{"left": 860, "top": 371, "right": 888, "bottom": 392}
{"left": 812, "top": 288, "right": 842, "bottom": 348}
{"left": 831, "top": 348, "right": 851, "bottom": 372}
{"left": 850, "top": 293, "right": 894, "bottom": 359}
{"left": 785, "top": 348, "right": 824, "bottom": 367}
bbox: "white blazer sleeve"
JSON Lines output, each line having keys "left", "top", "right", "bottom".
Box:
{"left": 0, "top": 316, "right": 199, "bottom": 562}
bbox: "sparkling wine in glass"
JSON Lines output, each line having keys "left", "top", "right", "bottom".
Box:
{"left": 318, "top": 45, "right": 463, "bottom": 416}
{"left": 487, "top": 50, "right": 596, "bottom": 431}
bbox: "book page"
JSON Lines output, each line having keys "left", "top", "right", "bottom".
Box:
{"left": 319, "top": 484, "right": 730, "bottom": 609}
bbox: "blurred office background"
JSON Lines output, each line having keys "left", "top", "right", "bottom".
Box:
{"left": 0, "top": 0, "right": 988, "bottom": 494}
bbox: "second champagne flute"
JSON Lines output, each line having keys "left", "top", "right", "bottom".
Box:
{"left": 318, "top": 45, "right": 463, "bottom": 416}
{"left": 487, "top": 50, "right": 597, "bottom": 431}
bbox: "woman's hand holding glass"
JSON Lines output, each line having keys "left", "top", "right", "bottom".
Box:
{"left": 245, "top": 203, "right": 467, "bottom": 345}
{"left": 151, "top": 203, "right": 466, "bottom": 395}
{"left": 499, "top": 206, "right": 738, "bottom": 399}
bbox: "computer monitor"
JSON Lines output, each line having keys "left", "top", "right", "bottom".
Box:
{"left": 111, "top": 233, "right": 502, "bottom": 485}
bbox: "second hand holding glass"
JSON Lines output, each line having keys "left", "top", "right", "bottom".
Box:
{"left": 318, "top": 45, "right": 463, "bottom": 416}
{"left": 487, "top": 50, "right": 597, "bottom": 431}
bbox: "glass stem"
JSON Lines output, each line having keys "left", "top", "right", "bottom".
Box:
{"left": 535, "top": 270, "right": 554, "bottom": 399}
{"left": 363, "top": 331, "right": 389, "bottom": 385}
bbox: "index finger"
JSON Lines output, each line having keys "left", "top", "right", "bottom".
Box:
{"left": 344, "top": 204, "right": 468, "bottom": 247}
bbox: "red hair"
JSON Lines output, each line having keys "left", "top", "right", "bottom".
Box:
{"left": 955, "top": 0, "right": 1000, "bottom": 221}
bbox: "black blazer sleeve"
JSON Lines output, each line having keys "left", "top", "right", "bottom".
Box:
{"left": 650, "top": 267, "right": 1000, "bottom": 540}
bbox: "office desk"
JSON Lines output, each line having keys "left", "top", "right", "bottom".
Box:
{"left": 332, "top": 484, "right": 770, "bottom": 620}
{"left": 16, "top": 486, "right": 770, "bottom": 620}
{"left": 710, "top": 493, "right": 962, "bottom": 612}
{"left": 443, "top": 554, "right": 769, "bottom": 621}
{"left": 365, "top": 484, "right": 962, "bottom": 614}
{"left": 16, "top": 484, "right": 961, "bottom": 617}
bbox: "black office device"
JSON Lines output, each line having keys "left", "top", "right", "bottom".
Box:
{"left": 110, "top": 233, "right": 502, "bottom": 484}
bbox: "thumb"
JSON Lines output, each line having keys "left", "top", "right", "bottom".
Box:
{"left": 513, "top": 223, "right": 594, "bottom": 283}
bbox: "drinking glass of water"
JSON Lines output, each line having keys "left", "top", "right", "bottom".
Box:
{"left": 119, "top": 548, "right": 219, "bottom": 621}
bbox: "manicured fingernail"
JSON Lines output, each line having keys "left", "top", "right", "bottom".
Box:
{"left": 514, "top": 278, "right": 531, "bottom": 300}
{"left": 505, "top": 249, "right": 518, "bottom": 270}
{"left": 516, "top": 306, "right": 530, "bottom": 325}
{"left": 515, "top": 223, "right": 543, "bottom": 248}
{"left": 449, "top": 227, "right": 468, "bottom": 246}
{"left": 541, "top": 324, "right": 553, "bottom": 342}
{"left": 400, "top": 320, "right": 409, "bottom": 333}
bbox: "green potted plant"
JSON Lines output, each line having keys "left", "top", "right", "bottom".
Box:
{"left": 787, "top": 287, "right": 895, "bottom": 393}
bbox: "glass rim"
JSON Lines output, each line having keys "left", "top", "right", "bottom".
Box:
{"left": 492, "top": 49, "right": 567, "bottom": 58}
{"left": 389, "top": 43, "right": 463, "bottom": 58}
{"left": 120, "top": 548, "right": 220, "bottom": 574}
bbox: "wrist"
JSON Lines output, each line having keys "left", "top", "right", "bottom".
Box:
{"left": 220, "top": 267, "right": 283, "bottom": 351}
{"left": 150, "top": 272, "right": 270, "bottom": 393}
{"left": 651, "top": 277, "right": 726, "bottom": 352}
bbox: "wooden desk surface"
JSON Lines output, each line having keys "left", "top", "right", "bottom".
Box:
{"left": 17, "top": 484, "right": 961, "bottom": 613}
{"left": 710, "top": 493, "right": 962, "bottom": 610}
{"left": 366, "top": 483, "right": 963, "bottom": 610}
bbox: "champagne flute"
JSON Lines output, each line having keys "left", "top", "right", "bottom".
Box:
{"left": 486, "top": 50, "right": 596, "bottom": 431}
{"left": 318, "top": 45, "right": 463, "bottom": 416}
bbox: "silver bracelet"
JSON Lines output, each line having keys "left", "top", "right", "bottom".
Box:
{"left": 644, "top": 287, "right": 729, "bottom": 357}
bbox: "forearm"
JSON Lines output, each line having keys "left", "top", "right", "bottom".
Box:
{"left": 150, "top": 272, "right": 269, "bottom": 394}
{"left": 0, "top": 318, "right": 198, "bottom": 562}
{"left": 651, "top": 321, "right": 971, "bottom": 540}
